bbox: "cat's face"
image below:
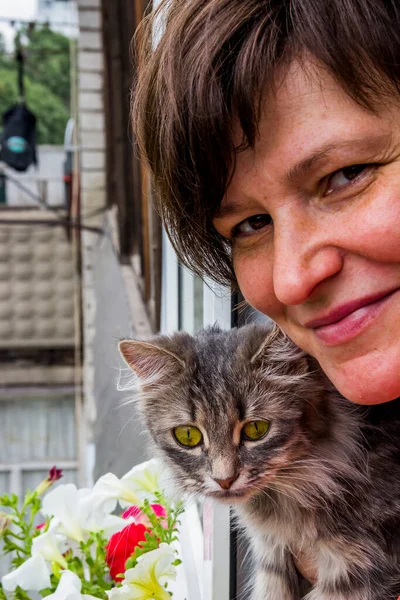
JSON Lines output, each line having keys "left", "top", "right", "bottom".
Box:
{"left": 120, "top": 325, "right": 325, "bottom": 503}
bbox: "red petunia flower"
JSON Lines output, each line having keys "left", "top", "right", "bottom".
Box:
{"left": 105, "top": 522, "right": 148, "bottom": 581}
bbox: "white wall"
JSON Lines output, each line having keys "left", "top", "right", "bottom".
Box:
{"left": 37, "top": 0, "right": 79, "bottom": 38}
{"left": 3, "top": 145, "right": 66, "bottom": 207}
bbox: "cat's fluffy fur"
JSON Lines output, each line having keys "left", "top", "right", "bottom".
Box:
{"left": 119, "top": 324, "right": 400, "bottom": 600}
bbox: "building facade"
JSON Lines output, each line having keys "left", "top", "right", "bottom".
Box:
{"left": 75, "top": 1, "right": 255, "bottom": 596}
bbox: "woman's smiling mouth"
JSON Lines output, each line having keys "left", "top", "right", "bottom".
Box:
{"left": 305, "top": 288, "right": 400, "bottom": 345}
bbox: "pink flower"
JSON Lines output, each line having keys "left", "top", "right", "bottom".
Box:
{"left": 122, "top": 504, "right": 167, "bottom": 528}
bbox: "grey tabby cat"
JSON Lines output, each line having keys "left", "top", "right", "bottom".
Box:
{"left": 119, "top": 324, "right": 400, "bottom": 600}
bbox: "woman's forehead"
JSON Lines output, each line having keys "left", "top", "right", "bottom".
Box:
{"left": 227, "top": 58, "right": 399, "bottom": 195}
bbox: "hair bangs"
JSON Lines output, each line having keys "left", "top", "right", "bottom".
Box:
{"left": 132, "top": 0, "right": 400, "bottom": 285}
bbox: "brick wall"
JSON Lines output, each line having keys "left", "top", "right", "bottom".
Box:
{"left": 77, "top": 0, "right": 153, "bottom": 482}
{"left": 77, "top": 0, "right": 106, "bottom": 456}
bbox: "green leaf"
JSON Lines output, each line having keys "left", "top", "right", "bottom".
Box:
{"left": 13, "top": 586, "right": 31, "bottom": 600}
{"left": 172, "top": 559, "right": 182, "bottom": 566}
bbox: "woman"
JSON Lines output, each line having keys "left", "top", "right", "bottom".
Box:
{"left": 132, "top": 0, "right": 400, "bottom": 407}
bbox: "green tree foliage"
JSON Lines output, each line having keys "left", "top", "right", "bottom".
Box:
{"left": 23, "top": 25, "right": 71, "bottom": 110}
{"left": 0, "top": 27, "right": 71, "bottom": 144}
{"left": 0, "top": 68, "right": 69, "bottom": 145}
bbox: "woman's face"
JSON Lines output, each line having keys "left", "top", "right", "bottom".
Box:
{"left": 213, "top": 59, "right": 400, "bottom": 405}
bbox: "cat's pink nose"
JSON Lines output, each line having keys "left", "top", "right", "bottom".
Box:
{"left": 214, "top": 474, "right": 239, "bottom": 490}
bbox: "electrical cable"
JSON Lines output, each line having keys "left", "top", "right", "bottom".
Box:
{"left": 1, "top": 49, "right": 73, "bottom": 58}
{"left": 0, "top": 171, "right": 105, "bottom": 234}
{"left": 0, "top": 170, "right": 107, "bottom": 223}
{"left": 0, "top": 218, "right": 103, "bottom": 234}
{"left": 3, "top": 169, "right": 64, "bottom": 210}
{"left": 0, "top": 16, "right": 78, "bottom": 29}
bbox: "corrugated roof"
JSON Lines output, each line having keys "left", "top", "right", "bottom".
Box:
{"left": 0, "top": 210, "right": 76, "bottom": 349}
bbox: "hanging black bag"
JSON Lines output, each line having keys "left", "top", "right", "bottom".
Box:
{"left": 0, "top": 46, "right": 37, "bottom": 173}
{"left": 0, "top": 103, "right": 37, "bottom": 172}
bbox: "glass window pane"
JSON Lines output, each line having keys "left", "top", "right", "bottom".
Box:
{"left": 0, "top": 473, "right": 12, "bottom": 578}
{"left": 0, "top": 472, "right": 9, "bottom": 496}
{"left": 193, "top": 276, "right": 204, "bottom": 331}
{"left": 178, "top": 268, "right": 204, "bottom": 333}
{"left": 178, "top": 266, "right": 194, "bottom": 332}
{"left": 0, "top": 396, "right": 76, "bottom": 463}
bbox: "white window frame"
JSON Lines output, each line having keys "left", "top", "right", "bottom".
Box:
{"left": 202, "top": 278, "right": 232, "bottom": 600}
{"left": 160, "top": 232, "right": 179, "bottom": 333}
{"left": 161, "top": 230, "right": 233, "bottom": 600}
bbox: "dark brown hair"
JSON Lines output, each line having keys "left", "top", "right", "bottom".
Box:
{"left": 132, "top": 0, "right": 400, "bottom": 285}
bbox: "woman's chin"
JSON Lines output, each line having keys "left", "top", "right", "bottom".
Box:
{"left": 320, "top": 346, "right": 400, "bottom": 405}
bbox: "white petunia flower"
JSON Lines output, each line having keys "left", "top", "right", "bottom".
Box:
{"left": 41, "top": 485, "right": 91, "bottom": 542}
{"left": 45, "top": 569, "right": 102, "bottom": 600}
{"left": 31, "top": 530, "right": 68, "bottom": 569}
{"left": 41, "top": 484, "right": 128, "bottom": 542}
{"left": 2, "top": 530, "right": 69, "bottom": 592}
{"left": 89, "top": 474, "right": 141, "bottom": 512}
{"left": 107, "top": 543, "right": 177, "bottom": 600}
{"left": 2, "top": 554, "right": 51, "bottom": 592}
{"left": 93, "top": 459, "right": 163, "bottom": 512}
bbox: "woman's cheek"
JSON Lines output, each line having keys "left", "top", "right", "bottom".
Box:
{"left": 233, "top": 250, "right": 278, "bottom": 318}
{"left": 316, "top": 345, "right": 400, "bottom": 405}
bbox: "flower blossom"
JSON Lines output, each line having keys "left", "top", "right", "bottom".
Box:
{"left": 106, "top": 502, "right": 169, "bottom": 581}
{"left": 2, "top": 529, "right": 68, "bottom": 592}
{"left": 35, "top": 466, "right": 63, "bottom": 496}
{"left": 41, "top": 484, "right": 127, "bottom": 543}
{"left": 91, "top": 459, "right": 163, "bottom": 514}
{"left": 107, "top": 543, "right": 177, "bottom": 600}
{"left": 122, "top": 504, "right": 167, "bottom": 528}
{"left": 31, "top": 530, "right": 68, "bottom": 569}
{"left": 106, "top": 522, "right": 148, "bottom": 582}
{"left": 45, "top": 569, "right": 102, "bottom": 600}
{"left": 2, "top": 554, "right": 51, "bottom": 592}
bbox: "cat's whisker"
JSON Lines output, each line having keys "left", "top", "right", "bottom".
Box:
{"left": 116, "top": 415, "right": 147, "bottom": 441}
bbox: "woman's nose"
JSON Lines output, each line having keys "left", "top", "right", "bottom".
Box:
{"left": 272, "top": 223, "right": 344, "bottom": 306}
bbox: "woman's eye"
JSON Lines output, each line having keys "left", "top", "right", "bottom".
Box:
{"left": 242, "top": 420, "right": 270, "bottom": 441}
{"left": 173, "top": 425, "right": 202, "bottom": 448}
{"left": 232, "top": 214, "right": 272, "bottom": 237}
{"left": 325, "top": 164, "right": 372, "bottom": 195}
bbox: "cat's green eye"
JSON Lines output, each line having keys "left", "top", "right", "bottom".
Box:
{"left": 173, "top": 425, "right": 203, "bottom": 448}
{"left": 242, "top": 420, "right": 270, "bottom": 441}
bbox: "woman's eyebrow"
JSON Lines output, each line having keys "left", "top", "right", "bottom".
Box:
{"left": 215, "top": 132, "right": 393, "bottom": 220}
{"left": 214, "top": 200, "right": 246, "bottom": 219}
{"left": 286, "top": 132, "right": 393, "bottom": 183}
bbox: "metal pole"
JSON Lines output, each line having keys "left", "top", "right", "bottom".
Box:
{"left": 16, "top": 47, "right": 25, "bottom": 102}
{"left": 0, "top": 170, "right": 7, "bottom": 205}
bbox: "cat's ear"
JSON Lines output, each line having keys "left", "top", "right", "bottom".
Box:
{"left": 250, "top": 325, "right": 283, "bottom": 364}
{"left": 249, "top": 325, "right": 309, "bottom": 374}
{"left": 119, "top": 340, "right": 186, "bottom": 386}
